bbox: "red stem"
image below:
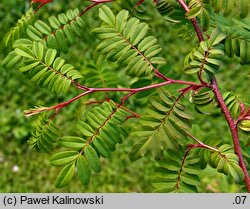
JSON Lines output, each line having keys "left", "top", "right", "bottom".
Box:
{"left": 48, "top": 91, "right": 92, "bottom": 120}
{"left": 212, "top": 79, "right": 250, "bottom": 191}
{"left": 177, "top": 0, "right": 250, "bottom": 192}
{"left": 45, "top": 78, "right": 202, "bottom": 119}
{"left": 130, "top": 0, "right": 145, "bottom": 17}
{"left": 177, "top": 0, "right": 204, "bottom": 42}
{"left": 79, "top": 0, "right": 113, "bottom": 17}
{"left": 79, "top": 2, "right": 100, "bottom": 17}
{"left": 176, "top": 144, "right": 198, "bottom": 190}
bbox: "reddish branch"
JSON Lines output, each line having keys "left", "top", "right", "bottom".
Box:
{"left": 130, "top": 0, "right": 159, "bottom": 17}
{"left": 212, "top": 79, "right": 250, "bottom": 191}
{"left": 79, "top": 0, "right": 114, "bottom": 17}
{"left": 31, "top": 0, "right": 54, "bottom": 13}
{"left": 25, "top": 78, "right": 203, "bottom": 120}
{"left": 176, "top": 144, "right": 201, "bottom": 190}
{"left": 236, "top": 104, "right": 250, "bottom": 124}
{"left": 177, "top": 0, "right": 204, "bottom": 42}
{"left": 177, "top": 0, "right": 250, "bottom": 192}
{"left": 185, "top": 131, "right": 219, "bottom": 152}
{"left": 32, "top": 0, "right": 113, "bottom": 15}
{"left": 175, "top": 133, "right": 220, "bottom": 190}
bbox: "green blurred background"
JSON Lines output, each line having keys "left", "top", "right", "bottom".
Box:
{"left": 0, "top": 0, "right": 249, "bottom": 192}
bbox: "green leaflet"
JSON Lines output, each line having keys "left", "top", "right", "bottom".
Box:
{"left": 51, "top": 151, "right": 79, "bottom": 166}
{"left": 53, "top": 57, "right": 65, "bottom": 71}
{"left": 224, "top": 36, "right": 250, "bottom": 64}
{"left": 34, "top": 20, "right": 51, "bottom": 35}
{"left": 28, "top": 113, "right": 60, "bottom": 153}
{"left": 33, "top": 42, "right": 44, "bottom": 60}
{"left": 58, "top": 13, "right": 68, "bottom": 25}
{"left": 63, "top": 24, "right": 76, "bottom": 44}
{"left": 239, "top": 0, "right": 249, "bottom": 19}
{"left": 152, "top": 150, "right": 200, "bottom": 193}
{"left": 77, "top": 156, "right": 91, "bottom": 185}
{"left": 211, "top": 0, "right": 223, "bottom": 14}
{"left": 14, "top": 38, "right": 34, "bottom": 47}
{"left": 9, "top": 40, "right": 83, "bottom": 94}
{"left": 228, "top": 163, "right": 245, "bottom": 183}
{"left": 58, "top": 136, "right": 86, "bottom": 149}
{"left": 155, "top": 0, "right": 181, "bottom": 23}
{"left": 27, "top": 25, "right": 43, "bottom": 41}
{"left": 77, "top": 121, "right": 94, "bottom": 137}
{"left": 186, "top": 7, "right": 202, "bottom": 19}
{"left": 232, "top": 18, "right": 250, "bottom": 31}
{"left": 19, "top": 61, "right": 40, "bottom": 72}
{"left": 93, "top": 5, "right": 166, "bottom": 77}
{"left": 138, "top": 36, "right": 157, "bottom": 52}
{"left": 116, "top": 10, "right": 129, "bottom": 33}
{"left": 130, "top": 23, "right": 148, "bottom": 45}
{"left": 215, "top": 14, "right": 250, "bottom": 64}
{"left": 49, "top": 16, "right": 61, "bottom": 29}
{"left": 129, "top": 138, "right": 151, "bottom": 162}
{"left": 4, "top": 8, "right": 35, "bottom": 47}
{"left": 130, "top": 89, "right": 192, "bottom": 161}
{"left": 45, "top": 49, "right": 57, "bottom": 66}
{"left": 52, "top": 101, "right": 128, "bottom": 187}
{"left": 221, "top": 92, "right": 241, "bottom": 118}
{"left": 82, "top": 61, "right": 120, "bottom": 88}
{"left": 239, "top": 120, "right": 250, "bottom": 132}
{"left": 200, "top": 9, "right": 210, "bottom": 31}
{"left": 99, "top": 5, "right": 116, "bottom": 26}
{"left": 84, "top": 145, "right": 101, "bottom": 173}
{"left": 208, "top": 28, "right": 227, "bottom": 46}
{"left": 1, "top": 51, "right": 22, "bottom": 69}
{"left": 55, "top": 30, "right": 68, "bottom": 53}
{"left": 47, "top": 35, "right": 58, "bottom": 49}
{"left": 189, "top": 88, "right": 214, "bottom": 114}
{"left": 51, "top": 100, "right": 129, "bottom": 187}
{"left": 24, "top": 8, "right": 85, "bottom": 53}
{"left": 202, "top": 144, "right": 244, "bottom": 183}
{"left": 184, "top": 28, "right": 226, "bottom": 76}
{"left": 93, "top": 136, "right": 112, "bottom": 158}
{"left": 207, "top": 0, "right": 246, "bottom": 18}
{"left": 240, "top": 40, "right": 250, "bottom": 63}
{"left": 15, "top": 46, "right": 34, "bottom": 59}
{"left": 191, "top": 90, "right": 241, "bottom": 117}
{"left": 77, "top": 101, "right": 128, "bottom": 153}
{"left": 55, "top": 163, "right": 75, "bottom": 188}
{"left": 180, "top": 173, "right": 200, "bottom": 186}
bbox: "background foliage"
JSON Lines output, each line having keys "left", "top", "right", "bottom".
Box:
{"left": 0, "top": 0, "right": 249, "bottom": 192}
